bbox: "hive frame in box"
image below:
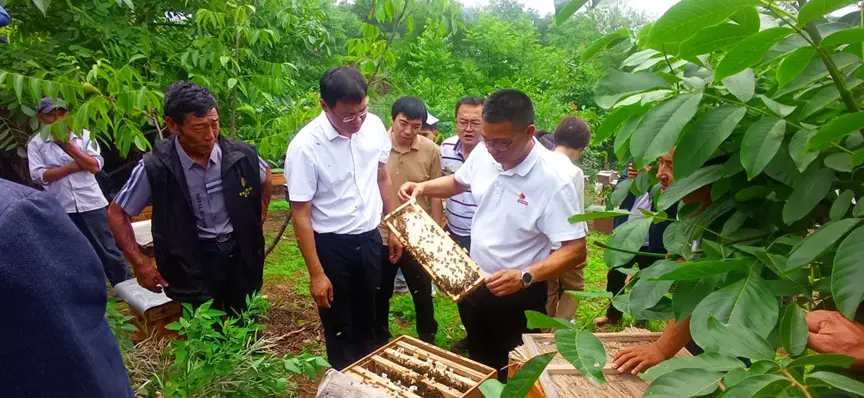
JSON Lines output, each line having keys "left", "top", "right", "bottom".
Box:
{"left": 384, "top": 198, "right": 485, "bottom": 302}
{"left": 343, "top": 335, "right": 497, "bottom": 398}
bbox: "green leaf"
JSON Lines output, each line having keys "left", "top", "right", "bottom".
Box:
{"left": 525, "top": 310, "right": 573, "bottom": 330}
{"left": 824, "top": 152, "right": 853, "bottom": 172}
{"left": 832, "top": 225, "right": 864, "bottom": 319}
{"left": 678, "top": 23, "right": 752, "bottom": 57}
{"left": 479, "top": 379, "right": 504, "bottom": 398}
{"left": 641, "top": 352, "right": 744, "bottom": 382}
{"left": 780, "top": 304, "right": 808, "bottom": 356}
{"left": 787, "top": 218, "right": 860, "bottom": 269}
{"left": 220, "top": 56, "right": 230, "bottom": 67}
{"left": 604, "top": 217, "right": 652, "bottom": 268}
{"left": 630, "top": 93, "right": 703, "bottom": 169}
{"left": 778, "top": 53, "right": 860, "bottom": 97}
{"left": 760, "top": 95, "right": 797, "bottom": 118}
{"left": 500, "top": 352, "right": 556, "bottom": 397}
{"left": 569, "top": 210, "right": 630, "bottom": 224}
{"left": 614, "top": 116, "right": 641, "bottom": 162}
{"left": 722, "top": 69, "right": 756, "bottom": 102}
{"left": 622, "top": 49, "right": 661, "bottom": 68}
{"left": 854, "top": 197, "right": 864, "bottom": 217}
{"left": 583, "top": 29, "right": 629, "bottom": 62}
{"left": 741, "top": 117, "right": 786, "bottom": 180}
{"left": 783, "top": 167, "right": 835, "bottom": 225}
{"left": 630, "top": 171, "right": 650, "bottom": 196}
{"left": 691, "top": 271, "right": 778, "bottom": 352}
{"left": 652, "top": 258, "right": 752, "bottom": 281}
{"left": 33, "top": 0, "right": 50, "bottom": 16}
{"left": 564, "top": 290, "right": 613, "bottom": 300}
{"left": 629, "top": 278, "right": 674, "bottom": 314}
{"left": 648, "top": 0, "right": 761, "bottom": 46}
{"left": 809, "top": 112, "right": 864, "bottom": 150}
{"left": 830, "top": 190, "right": 855, "bottom": 221}
{"left": 610, "top": 179, "right": 633, "bottom": 208}
{"left": 657, "top": 164, "right": 725, "bottom": 210}
{"left": 672, "top": 276, "right": 723, "bottom": 321}
{"left": 821, "top": 27, "right": 864, "bottom": 48}
{"left": 593, "top": 71, "right": 671, "bottom": 109}
{"left": 788, "top": 130, "right": 819, "bottom": 172}
{"left": 722, "top": 211, "right": 749, "bottom": 235}
{"left": 706, "top": 316, "right": 776, "bottom": 360}
{"left": 716, "top": 27, "right": 795, "bottom": 80}
{"left": 594, "top": 103, "right": 648, "bottom": 144}
{"left": 227, "top": 78, "right": 238, "bottom": 90}
{"left": 13, "top": 74, "right": 24, "bottom": 103}
{"left": 786, "top": 354, "right": 855, "bottom": 369}
{"left": 721, "top": 375, "right": 789, "bottom": 398}
{"left": 807, "top": 371, "right": 864, "bottom": 396}
{"left": 555, "top": 329, "right": 606, "bottom": 384}
{"left": 554, "top": 0, "right": 590, "bottom": 25}
{"left": 799, "top": 0, "right": 860, "bottom": 27}
{"left": 777, "top": 47, "right": 817, "bottom": 88}
{"left": 643, "top": 368, "right": 724, "bottom": 396}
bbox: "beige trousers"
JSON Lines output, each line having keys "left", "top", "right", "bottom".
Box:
{"left": 546, "top": 263, "right": 585, "bottom": 321}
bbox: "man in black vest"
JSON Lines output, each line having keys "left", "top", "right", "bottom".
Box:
{"left": 108, "top": 82, "right": 272, "bottom": 314}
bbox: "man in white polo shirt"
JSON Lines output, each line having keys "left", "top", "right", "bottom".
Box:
{"left": 399, "top": 89, "right": 588, "bottom": 380}
{"left": 285, "top": 66, "right": 402, "bottom": 370}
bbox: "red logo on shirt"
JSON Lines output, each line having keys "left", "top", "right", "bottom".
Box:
{"left": 517, "top": 192, "right": 528, "bottom": 206}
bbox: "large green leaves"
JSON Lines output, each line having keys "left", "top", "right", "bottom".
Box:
{"left": 741, "top": 117, "right": 786, "bottom": 180}
{"left": 721, "top": 69, "right": 756, "bottom": 102}
{"left": 648, "top": 0, "right": 761, "bottom": 46}
{"left": 582, "top": 29, "right": 629, "bottom": 62}
{"left": 715, "top": 27, "right": 795, "bottom": 80}
{"left": 721, "top": 375, "right": 789, "bottom": 397}
{"left": 643, "top": 368, "right": 724, "bottom": 397}
{"left": 786, "top": 354, "right": 855, "bottom": 369}
{"left": 604, "top": 217, "right": 652, "bottom": 268}
{"left": 568, "top": 210, "right": 630, "bottom": 224}
{"left": 554, "top": 0, "right": 590, "bottom": 26}
{"left": 525, "top": 310, "right": 575, "bottom": 331}
{"left": 782, "top": 167, "right": 835, "bottom": 225}
{"left": 778, "top": 47, "right": 817, "bottom": 88}
{"left": 678, "top": 23, "right": 752, "bottom": 57}
{"left": 593, "top": 71, "right": 671, "bottom": 109}
{"left": 641, "top": 352, "right": 744, "bottom": 382}
{"left": 832, "top": 225, "right": 864, "bottom": 319}
{"left": 674, "top": 105, "right": 747, "bottom": 178}
{"left": 799, "top": 0, "right": 860, "bottom": 27}
{"left": 830, "top": 190, "right": 855, "bottom": 220}
{"left": 808, "top": 112, "right": 864, "bottom": 150}
{"left": 629, "top": 278, "right": 674, "bottom": 315}
{"left": 821, "top": 27, "right": 864, "bottom": 48}
{"left": 630, "top": 93, "right": 703, "bottom": 168}
{"left": 706, "top": 316, "right": 776, "bottom": 360}
{"left": 657, "top": 164, "right": 726, "bottom": 210}
{"left": 786, "top": 218, "right": 860, "bottom": 269}
{"left": 650, "top": 258, "right": 752, "bottom": 280}
{"left": 593, "top": 103, "right": 648, "bottom": 144}
{"left": 780, "top": 304, "right": 808, "bottom": 356}
{"left": 789, "top": 130, "right": 819, "bottom": 172}
{"left": 481, "top": 352, "right": 556, "bottom": 398}
{"left": 807, "top": 371, "right": 864, "bottom": 396}
{"left": 673, "top": 276, "right": 722, "bottom": 321}
{"left": 555, "top": 329, "right": 606, "bottom": 384}
{"left": 691, "top": 271, "right": 778, "bottom": 352}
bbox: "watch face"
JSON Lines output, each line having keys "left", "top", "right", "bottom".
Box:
{"left": 521, "top": 271, "right": 532, "bottom": 285}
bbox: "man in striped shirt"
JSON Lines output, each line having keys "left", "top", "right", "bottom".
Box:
{"left": 441, "top": 96, "right": 484, "bottom": 353}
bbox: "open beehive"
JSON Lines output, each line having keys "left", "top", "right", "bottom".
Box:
{"left": 384, "top": 199, "right": 485, "bottom": 302}
{"left": 511, "top": 332, "right": 693, "bottom": 398}
{"left": 344, "top": 335, "right": 497, "bottom": 398}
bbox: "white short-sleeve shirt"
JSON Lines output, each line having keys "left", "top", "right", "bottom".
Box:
{"left": 284, "top": 112, "right": 391, "bottom": 234}
{"left": 455, "top": 140, "right": 587, "bottom": 274}
{"left": 549, "top": 151, "right": 588, "bottom": 251}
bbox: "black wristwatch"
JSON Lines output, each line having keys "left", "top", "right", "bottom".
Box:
{"left": 520, "top": 270, "right": 533, "bottom": 288}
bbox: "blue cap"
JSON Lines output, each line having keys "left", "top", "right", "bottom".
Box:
{"left": 36, "top": 97, "right": 69, "bottom": 114}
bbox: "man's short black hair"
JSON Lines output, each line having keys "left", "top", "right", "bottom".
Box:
{"left": 422, "top": 122, "right": 439, "bottom": 131}
{"left": 482, "top": 89, "right": 534, "bottom": 130}
{"left": 536, "top": 130, "right": 556, "bottom": 150}
{"left": 164, "top": 81, "right": 218, "bottom": 125}
{"left": 391, "top": 96, "right": 427, "bottom": 121}
{"left": 455, "top": 96, "right": 484, "bottom": 117}
{"left": 554, "top": 116, "right": 591, "bottom": 150}
{"left": 320, "top": 67, "right": 367, "bottom": 108}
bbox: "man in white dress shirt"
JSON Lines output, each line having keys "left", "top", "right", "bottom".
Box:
{"left": 285, "top": 67, "right": 403, "bottom": 370}
{"left": 27, "top": 97, "right": 131, "bottom": 286}
{"left": 399, "top": 89, "right": 587, "bottom": 380}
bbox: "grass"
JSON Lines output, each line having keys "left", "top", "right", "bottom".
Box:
{"left": 262, "top": 211, "right": 663, "bottom": 354}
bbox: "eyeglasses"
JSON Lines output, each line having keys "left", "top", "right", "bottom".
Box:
{"left": 456, "top": 120, "right": 482, "bottom": 130}
{"left": 482, "top": 135, "right": 517, "bottom": 151}
{"left": 334, "top": 106, "right": 368, "bottom": 123}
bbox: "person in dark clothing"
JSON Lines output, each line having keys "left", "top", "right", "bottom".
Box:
{"left": 107, "top": 82, "right": 272, "bottom": 315}
{"left": 0, "top": 179, "right": 133, "bottom": 398}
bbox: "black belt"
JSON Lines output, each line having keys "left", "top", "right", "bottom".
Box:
{"left": 202, "top": 233, "right": 233, "bottom": 244}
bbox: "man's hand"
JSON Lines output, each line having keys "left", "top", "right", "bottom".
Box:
{"left": 612, "top": 343, "right": 667, "bottom": 375}
{"left": 398, "top": 182, "right": 423, "bottom": 203}
{"left": 485, "top": 269, "right": 523, "bottom": 297}
{"left": 135, "top": 260, "right": 169, "bottom": 293}
{"left": 388, "top": 234, "right": 403, "bottom": 263}
{"left": 807, "top": 310, "right": 864, "bottom": 371}
{"left": 310, "top": 273, "right": 334, "bottom": 308}
{"left": 627, "top": 163, "right": 638, "bottom": 179}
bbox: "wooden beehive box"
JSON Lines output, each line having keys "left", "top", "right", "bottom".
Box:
{"left": 344, "top": 335, "right": 497, "bottom": 398}
{"left": 384, "top": 199, "right": 485, "bottom": 302}
{"left": 515, "top": 332, "right": 692, "bottom": 398}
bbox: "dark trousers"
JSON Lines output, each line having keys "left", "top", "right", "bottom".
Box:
{"left": 195, "top": 236, "right": 257, "bottom": 316}
{"left": 460, "top": 282, "right": 547, "bottom": 381}
{"left": 68, "top": 207, "right": 131, "bottom": 287}
{"left": 314, "top": 230, "right": 382, "bottom": 370}
{"left": 450, "top": 230, "right": 473, "bottom": 345}
{"left": 376, "top": 249, "right": 437, "bottom": 346}
{"left": 605, "top": 253, "right": 661, "bottom": 321}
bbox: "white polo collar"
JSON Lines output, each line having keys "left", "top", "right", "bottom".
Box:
{"left": 497, "top": 139, "right": 541, "bottom": 177}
